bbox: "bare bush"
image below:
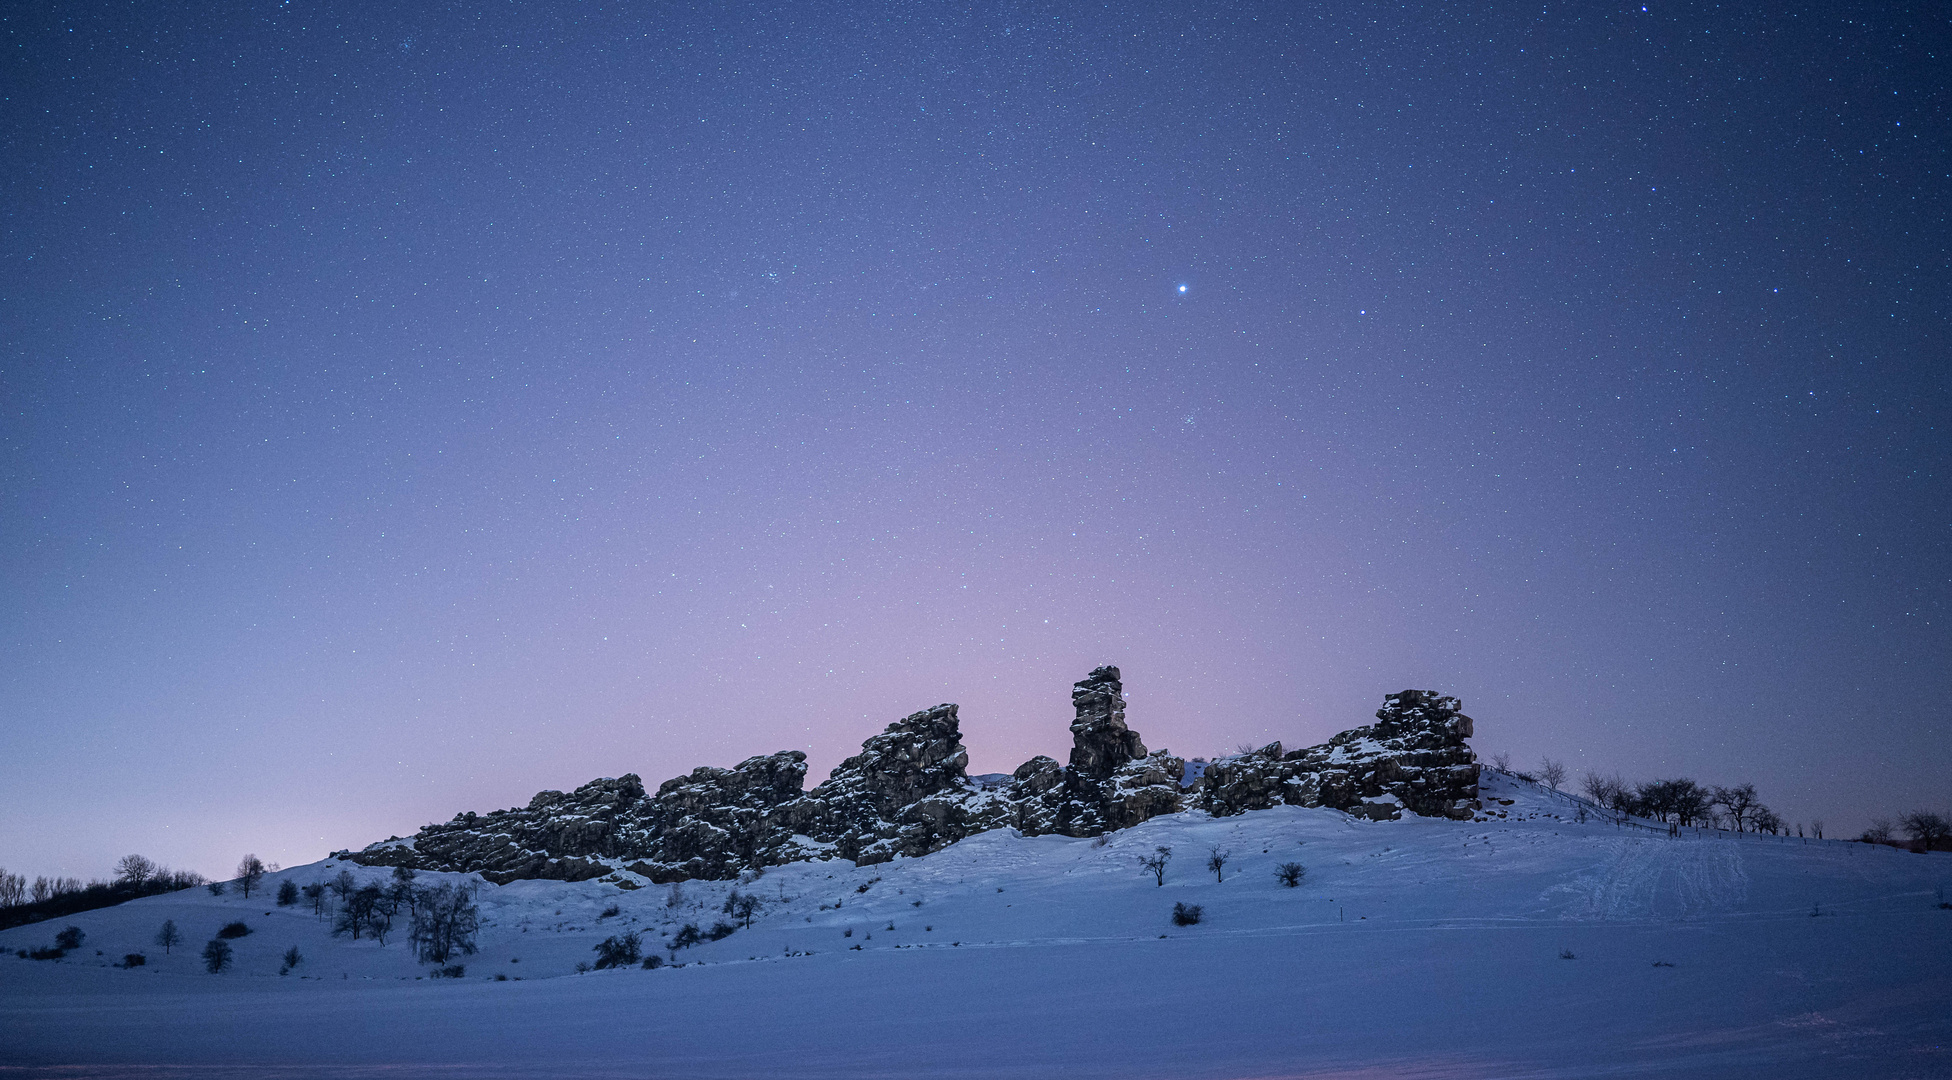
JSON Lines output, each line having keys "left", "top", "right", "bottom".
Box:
{"left": 201, "top": 939, "right": 232, "bottom": 973}
{"left": 115, "top": 855, "right": 157, "bottom": 887}
{"left": 1901, "top": 811, "right": 1951, "bottom": 851}
{"left": 410, "top": 883, "right": 481, "bottom": 964}
{"left": 1539, "top": 758, "right": 1567, "bottom": 791}
{"left": 235, "top": 855, "right": 267, "bottom": 899}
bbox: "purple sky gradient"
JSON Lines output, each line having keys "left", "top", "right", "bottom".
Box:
{"left": 3, "top": 1, "right": 1946, "bottom": 880}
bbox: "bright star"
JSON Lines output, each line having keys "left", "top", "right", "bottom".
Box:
{"left": 1176, "top": 284, "right": 1188, "bottom": 294}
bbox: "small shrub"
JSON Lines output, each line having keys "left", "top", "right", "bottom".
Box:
{"left": 574, "top": 961, "right": 591, "bottom": 974}
{"left": 670, "top": 923, "right": 702, "bottom": 949}
{"left": 593, "top": 931, "right": 642, "bottom": 969}
{"left": 707, "top": 921, "right": 736, "bottom": 941}
{"left": 640, "top": 954, "right": 664, "bottom": 969}
{"left": 1275, "top": 862, "right": 1307, "bottom": 888}
{"left": 437, "top": 963, "right": 466, "bottom": 978}
{"left": 29, "top": 946, "right": 66, "bottom": 960}
{"left": 202, "top": 939, "right": 233, "bottom": 973}
{"left": 276, "top": 880, "right": 299, "bottom": 906}
{"left": 281, "top": 946, "right": 302, "bottom": 972}
{"left": 207, "top": 881, "right": 227, "bottom": 895}
{"left": 1559, "top": 949, "right": 1576, "bottom": 960}
{"left": 1652, "top": 960, "right": 1675, "bottom": 967}
{"left": 216, "top": 921, "right": 251, "bottom": 939}
{"left": 122, "top": 953, "right": 146, "bottom": 968}
{"left": 598, "top": 903, "right": 621, "bottom": 919}
{"left": 54, "top": 927, "right": 85, "bottom": 950}
{"left": 495, "top": 973, "right": 508, "bottom": 981}
{"left": 1171, "top": 902, "right": 1203, "bottom": 926}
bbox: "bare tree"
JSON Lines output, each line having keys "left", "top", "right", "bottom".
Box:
{"left": 333, "top": 882, "right": 382, "bottom": 941}
{"left": 1539, "top": 759, "right": 1567, "bottom": 791}
{"left": 115, "top": 854, "right": 157, "bottom": 887}
{"left": 328, "top": 869, "right": 358, "bottom": 907}
{"left": 411, "top": 883, "right": 481, "bottom": 964}
{"left": 1900, "top": 811, "right": 1951, "bottom": 851}
{"left": 234, "top": 855, "right": 267, "bottom": 898}
{"left": 1811, "top": 819, "right": 1824, "bottom": 840}
{"left": 370, "top": 886, "right": 399, "bottom": 944}
{"left": 389, "top": 866, "right": 420, "bottom": 917}
{"left": 1710, "top": 784, "right": 1763, "bottom": 832}
{"left": 1490, "top": 751, "right": 1512, "bottom": 772}
{"left": 302, "top": 881, "right": 327, "bottom": 919}
{"left": 201, "top": 938, "right": 232, "bottom": 973}
{"left": 0, "top": 870, "right": 24, "bottom": 907}
{"left": 30, "top": 877, "right": 52, "bottom": 904}
{"left": 1862, "top": 818, "right": 1895, "bottom": 844}
{"left": 1579, "top": 771, "right": 1611, "bottom": 805}
{"left": 1275, "top": 862, "right": 1307, "bottom": 887}
{"left": 1138, "top": 846, "right": 1173, "bottom": 886}
{"left": 723, "top": 890, "right": 762, "bottom": 929}
{"left": 1207, "top": 848, "right": 1231, "bottom": 883}
{"left": 155, "top": 920, "right": 183, "bottom": 954}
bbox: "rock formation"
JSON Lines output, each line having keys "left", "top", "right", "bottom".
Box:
{"left": 1197, "top": 690, "right": 1480, "bottom": 821}
{"left": 347, "top": 672, "right": 1479, "bottom": 884}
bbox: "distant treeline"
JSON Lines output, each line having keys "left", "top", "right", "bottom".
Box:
{"left": 1576, "top": 773, "right": 1791, "bottom": 834}
{"left": 1492, "top": 753, "right": 1950, "bottom": 852}
{"left": 0, "top": 855, "right": 206, "bottom": 931}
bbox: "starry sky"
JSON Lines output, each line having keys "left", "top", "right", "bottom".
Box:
{"left": 3, "top": 1, "right": 1946, "bottom": 880}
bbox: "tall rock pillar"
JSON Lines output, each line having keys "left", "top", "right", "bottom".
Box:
{"left": 1067, "top": 665, "right": 1146, "bottom": 779}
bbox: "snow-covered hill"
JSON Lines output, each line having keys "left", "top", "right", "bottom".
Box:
{"left": 4, "top": 772, "right": 1948, "bottom": 1078}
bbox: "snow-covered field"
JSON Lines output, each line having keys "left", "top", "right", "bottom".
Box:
{"left": 4, "top": 773, "right": 1948, "bottom": 1078}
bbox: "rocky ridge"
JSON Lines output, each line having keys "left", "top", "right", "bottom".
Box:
{"left": 349, "top": 668, "right": 1480, "bottom": 884}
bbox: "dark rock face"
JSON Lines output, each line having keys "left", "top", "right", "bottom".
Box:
{"left": 1034, "top": 666, "right": 1186, "bottom": 836}
{"left": 348, "top": 676, "right": 1478, "bottom": 883}
{"left": 352, "top": 773, "right": 652, "bottom": 884}
{"left": 1066, "top": 666, "right": 1146, "bottom": 778}
{"left": 776, "top": 703, "right": 978, "bottom": 865}
{"left": 1194, "top": 690, "right": 1480, "bottom": 821}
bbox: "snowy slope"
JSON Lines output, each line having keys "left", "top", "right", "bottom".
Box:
{"left": 3, "top": 772, "right": 1948, "bottom": 1078}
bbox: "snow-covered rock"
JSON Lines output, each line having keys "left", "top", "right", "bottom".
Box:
{"left": 347, "top": 672, "right": 1481, "bottom": 883}
{"left": 1196, "top": 689, "right": 1481, "bottom": 821}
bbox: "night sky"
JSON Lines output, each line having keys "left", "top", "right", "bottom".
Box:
{"left": 3, "top": 2, "right": 1946, "bottom": 880}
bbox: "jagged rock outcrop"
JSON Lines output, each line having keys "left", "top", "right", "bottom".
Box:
{"left": 346, "top": 673, "right": 1479, "bottom": 883}
{"left": 1194, "top": 690, "right": 1480, "bottom": 821}
{"left": 775, "top": 703, "right": 978, "bottom": 865}
{"left": 1028, "top": 666, "right": 1187, "bottom": 836}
